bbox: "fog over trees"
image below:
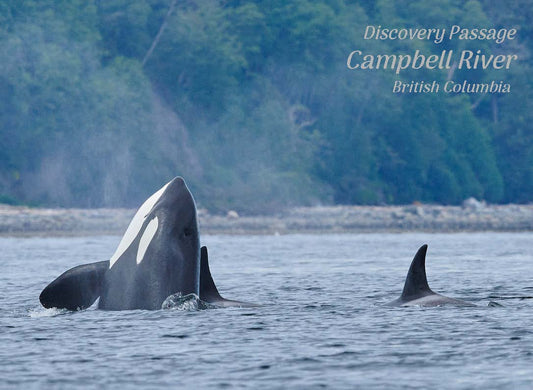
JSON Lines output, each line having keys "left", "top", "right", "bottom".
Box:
{"left": 1, "top": 0, "right": 532, "bottom": 213}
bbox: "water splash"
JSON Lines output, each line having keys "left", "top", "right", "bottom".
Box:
{"left": 161, "top": 293, "right": 216, "bottom": 311}
{"left": 28, "top": 307, "right": 69, "bottom": 318}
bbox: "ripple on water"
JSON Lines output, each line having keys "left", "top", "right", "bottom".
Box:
{"left": 0, "top": 233, "right": 532, "bottom": 388}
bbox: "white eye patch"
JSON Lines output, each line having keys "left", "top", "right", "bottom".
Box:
{"left": 109, "top": 180, "right": 170, "bottom": 268}
{"left": 136, "top": 216, "right": 159, "bottom": 264}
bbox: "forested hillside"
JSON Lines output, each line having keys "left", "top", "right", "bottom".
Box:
{"left": 1, "top": 0, "right": 531, "bottom": 213}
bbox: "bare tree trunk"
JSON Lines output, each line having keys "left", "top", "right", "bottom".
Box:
{"left": 446, "top": 61, "right": 457, "bottom": 81}
{"left": 471, "top": 92, "right": 487, "bottom": 111}
{"left": 492, "top": 95, "right": 499, "bottom": 124}
{"left": 142, "top": 0, "right": 179, "bottom": 67}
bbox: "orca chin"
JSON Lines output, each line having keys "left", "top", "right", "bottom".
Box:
{"left": 39, "top": 176, "right": 255, "bottom": 311}
{"left": 386, "top": 245, "right": 475, "bottom": 307}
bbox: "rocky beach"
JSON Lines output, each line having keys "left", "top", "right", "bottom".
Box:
{"left": 1, "top": 199, "right": 532, "bottom": 236}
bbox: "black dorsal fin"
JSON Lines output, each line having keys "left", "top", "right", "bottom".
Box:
{"left": 199, "top": 246, "right": 224, "bottom": 302}
{"left": 400, "top": 245, "right": 433, "bottom": 299}
{"left": 199, "top": 246, "right": 258, "bottom": 308}
{"left": 40, "top": 260, "right": 109, "bottom": 310}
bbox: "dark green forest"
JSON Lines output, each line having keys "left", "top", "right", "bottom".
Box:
{"left": 1, "top": 0, "right": 532, "bottom": 213}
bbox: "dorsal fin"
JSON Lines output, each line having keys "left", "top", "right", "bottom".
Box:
{"left": 199, "top": 246, "right": 258, "bottom": 308}
{"left": 400, "top": 244, "right": 433, "bottom": 299}
{"left": 199, "top": 246, "right": 223, "bottom": 302}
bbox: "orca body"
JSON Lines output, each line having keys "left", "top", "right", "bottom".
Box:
{"left": 39, "top": 177, "right": 252, "bottom": 311}
{"left": 386, "top": 245, "right": 475, "bottom": 307}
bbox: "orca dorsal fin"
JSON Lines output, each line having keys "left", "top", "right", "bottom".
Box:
{"left": 400, "top": 244, "right": 433, "bottom": 299}
{"left": 199, "top": 246, "right": 224, "bottom": 303}
{"left": 39, "top": 260, "right": 109, "bottom": 310}
{"left": 199, "top": 246, "right": 258, "bottom": 308}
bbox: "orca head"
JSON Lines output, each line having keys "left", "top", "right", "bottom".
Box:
{"left": 148, "top": 177, "right": 198, "bottom": 233}
{"left": 142, "top": 176, "right": 200, "bottom": 297}
{"left": 106, "top": 177, "right": 200, "bottom": 308}
{"left": 150, "top": 177, "right": 200, "bottom": 293}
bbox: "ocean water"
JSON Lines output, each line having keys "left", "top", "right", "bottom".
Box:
{"left": 1, "top": 232, "right": 532, "bottom": 389}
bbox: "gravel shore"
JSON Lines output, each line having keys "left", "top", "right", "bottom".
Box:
{"left": 1, "top": 200, "right": 532, "bottom": 236}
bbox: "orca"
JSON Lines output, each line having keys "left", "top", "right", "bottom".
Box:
{"left": 386, "top": 244, "right": 475, "bottom": 307}
{"left": 39, "top": 177, "right": 253, "bottom": 311}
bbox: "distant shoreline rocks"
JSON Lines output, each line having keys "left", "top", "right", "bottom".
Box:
{"left": 0, "top": 202, "right": 532, "bottom": 236}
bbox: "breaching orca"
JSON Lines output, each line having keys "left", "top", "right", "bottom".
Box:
{"left": 386, "top": 244, "right": 475, "bottom": 307}
{"left": 39, "top": 177, "right": 253, "bottom": 310}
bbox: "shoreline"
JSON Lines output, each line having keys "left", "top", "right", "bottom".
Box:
{"left": 1, "top": 202, "right": 532, "bottom": 236}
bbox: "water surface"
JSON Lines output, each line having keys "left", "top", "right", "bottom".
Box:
{"left": 1, "top": 233, "right": 532, "bottom": 388}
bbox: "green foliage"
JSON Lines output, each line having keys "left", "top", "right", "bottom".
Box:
{"left": 0, "top": 0, "right": 531, "bottom": 211}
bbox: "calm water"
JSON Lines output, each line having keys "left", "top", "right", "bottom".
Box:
{"left": 1, "top": 232, "right": 532, "bottom": 389}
